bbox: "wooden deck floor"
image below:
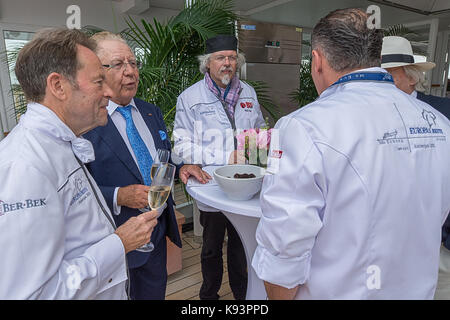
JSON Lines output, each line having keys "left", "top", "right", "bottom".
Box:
{"left": 165, "top": 230, "right": 235, "bottom": 300}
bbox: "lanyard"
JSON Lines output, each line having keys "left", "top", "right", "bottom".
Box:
{"left": 212, "top": 80, "right": 232, "bottom": 102}
{"left": 210, "top": 77, "right": 244, "bottom": 149}
{"left": 332, "top": 72, "right": 394, "bottom": 86}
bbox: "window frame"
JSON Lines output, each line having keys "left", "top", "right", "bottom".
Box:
{"left": 0, "top": 22, "right": 49, "bottom": 139}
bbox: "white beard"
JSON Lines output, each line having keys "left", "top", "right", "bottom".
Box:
{"left": 221, "top": 74, "right": 231, "bottom": 86}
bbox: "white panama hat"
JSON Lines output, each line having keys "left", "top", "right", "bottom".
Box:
{"left": 381, "top": 36, "right": 436, "bottom": 71}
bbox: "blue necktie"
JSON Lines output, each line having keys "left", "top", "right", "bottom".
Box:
{"left": 117, "top": 105, "right": 153, "bottom": 185}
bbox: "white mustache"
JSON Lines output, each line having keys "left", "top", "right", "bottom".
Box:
{"left": 220, "top": 67, "right": 233, "bottom": 72}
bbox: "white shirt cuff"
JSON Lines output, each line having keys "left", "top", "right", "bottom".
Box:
{"left": 86, "top": 233, "right": 128, "bottom": 295}
{"left": 251, "top": 245, "right": 311, "bottom": 289}
{"left": 113, "top": 187, "right": 121, "bottom": 216}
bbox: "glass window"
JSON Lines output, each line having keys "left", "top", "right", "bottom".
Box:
{"left": 3, "top": 30, "right": 34, "bottom": 121}
{"left": 301, "top": 32, "right": 311, "bottom": 64}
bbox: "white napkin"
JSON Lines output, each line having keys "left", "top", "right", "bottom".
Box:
{"left": 187, "top": 165, "right": 219, "bottom": 187}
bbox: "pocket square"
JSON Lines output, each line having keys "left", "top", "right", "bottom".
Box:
{"left": 159, "top": 130, "right": 167, "bottom": 141}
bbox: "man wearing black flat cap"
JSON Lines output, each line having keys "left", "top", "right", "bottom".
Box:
{"left": 173, "top": 34, "right": 266, "bottom": 300}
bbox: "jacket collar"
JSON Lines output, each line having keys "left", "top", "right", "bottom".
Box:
{"left": 21, "top": 103, "right": 95, "bottom": 163}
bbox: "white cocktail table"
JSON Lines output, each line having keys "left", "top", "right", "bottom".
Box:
{"left": 186, "top": 166, "right": 266, "bottom": 300}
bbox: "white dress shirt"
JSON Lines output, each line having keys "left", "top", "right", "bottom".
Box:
{"left": 107, "top": 99, "right": 160, "bottom": 215}
{"left": 252, "top": 68, "right": 450, "bottom": 299}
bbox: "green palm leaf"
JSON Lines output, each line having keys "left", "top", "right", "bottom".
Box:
{"left": 289, "top": 56, "right": 318, "bottom": 108}
{"left": 383, "top": 24, "right": 427, "bottom": 56}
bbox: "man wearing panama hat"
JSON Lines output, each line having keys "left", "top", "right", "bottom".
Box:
{"left": 381, "top": 36, "right": 450, "bottom": 120}
{"left": 382, "top": 36, "right": 450, "bottom": 300}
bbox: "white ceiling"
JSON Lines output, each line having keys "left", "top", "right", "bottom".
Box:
{"left": 112, "top": 0, "right": 299, "bottom": 14}
{"left": 111, "top": 0, "right": 450, "bottom": 29}
{"left": 148, "top": 0, "right": 283, "bottom": 12}
{"left": 131, "top": 0, "right": 450, "bottom": 15}
{"left": 379, "top": 0, "right": 450, "bottom": 14}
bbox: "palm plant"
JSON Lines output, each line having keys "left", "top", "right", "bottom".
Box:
{"left": 123, "top": 0, "right": 280, "bottom": 201}
{"left": 2, "top": 46, "right": 26, "bottom": 122}
{"left": 289, "top": 55, "right": 318, "bottom": 108}
{"left": 383, "top": 24, "right": 427, "bottom": 56}
{"left": 383, "top": 24, "right": 418, "bottom": 39}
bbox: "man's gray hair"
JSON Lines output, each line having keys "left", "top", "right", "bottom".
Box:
{"left": 90, "top": 31, "right": 127, "bottom": 45}
{"left": 403, "top": 65, "right": 428, "bottom": 93}
{"left": 90, "top": 31, "right": 129, "bottom": 57}
{"left": 198, "top": 52, "right": 246, "bottom": 74}
{"left": 311, "top": 8, "right": 383, "bottom": 72}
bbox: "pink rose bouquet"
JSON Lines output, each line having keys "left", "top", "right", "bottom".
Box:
{"left": 236, "top": 128, "right": 272, "bottom": 167}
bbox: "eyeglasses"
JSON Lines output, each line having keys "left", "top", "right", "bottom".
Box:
{"left": 213, "top": 55, "right": 238, "bottom": 63}
{"left": 102, "top": 60, "right": 142, "bottom": 71}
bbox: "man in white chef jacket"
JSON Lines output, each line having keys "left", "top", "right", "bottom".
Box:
{"left": 379, "top": 36, "right": 450, "bottom": 299}
{"left": 173, "top": 35, "right": 266, "bottom": 300}
{"left": 252, "top": 8, "right": 450, "bottom": 299}
{"left": 0, "top": 28, "right": 158, "bottom": 299}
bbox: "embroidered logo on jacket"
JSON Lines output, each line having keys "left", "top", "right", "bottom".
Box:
{"left": 0, "top": 198, "right": 47, "bottom": 216}
{"left": 70, "top": 178, "right": 90, "bottom": 206}
{"left": 240, "top": 102, "right": 253, "bottom": 109}
{"left": 409, "top": 109, "right": 443, "bottom": 135}
{"left": 422, "top": 110, "right": 436, "bottom": 128}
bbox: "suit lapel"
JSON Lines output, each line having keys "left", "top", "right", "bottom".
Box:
{"left": 135, "top": 100, "right": 165, "bottom": 151}
{"left": 96, "top": 115, "right": 143, "bottom": 183}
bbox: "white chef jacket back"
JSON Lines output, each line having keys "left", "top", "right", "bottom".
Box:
{"left": 0, "top": 103, "right": 128, "bottom": 299}
{"left": 252, "top": 68, "right": 450, "bottom": 299}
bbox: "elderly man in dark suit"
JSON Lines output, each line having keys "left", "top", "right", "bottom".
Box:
{"left": 83, "top": 31, "right": 210, "bottom": 300}
{"left": 381, "top": 35, "right": 450, "bottom": 299}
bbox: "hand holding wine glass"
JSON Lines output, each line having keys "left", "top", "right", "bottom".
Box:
{"left": 114, "top": 209, "right": 159, "bottom": 254}
{"left": 136, "top": 163, "right": 176, "bottom": 252}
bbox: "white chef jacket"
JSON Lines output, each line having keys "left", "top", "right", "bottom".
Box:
{"left": 252, "top": 67, "right": 450, "bottom": 299}
{"left": 173, "top": 77, "right": 266, "bottom": 167}
{"left": 173, "top": 77, "right": 266, "bottom": 211}
{"left": 0, "top": 103, "right": 128, "bottom": 299}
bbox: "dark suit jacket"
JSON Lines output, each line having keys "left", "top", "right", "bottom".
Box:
{"left": 83, "top": 98, "right": 182, "bottom": 269}
{"left": 417, "top": 92, "right": 450, "bottom": 120}
{"left": 416, "top": 92, "right": 450, "bottom": 250}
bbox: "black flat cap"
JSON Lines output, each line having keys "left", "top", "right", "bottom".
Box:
{"left": 205, "top": 35, "right": 237, "bottom": 54}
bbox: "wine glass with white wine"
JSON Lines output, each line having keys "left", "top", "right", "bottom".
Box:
{"left": 136, "top": 163, "right": 176, "bottom": 252}
{"left": 150, "top": 149, "right": 170, "bottom": 179}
